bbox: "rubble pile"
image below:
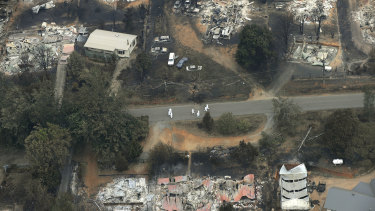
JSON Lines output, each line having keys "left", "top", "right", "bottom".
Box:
{"left": 175, "top": 0, "right": 254, "bottom": 41}
{"left": 288, "top": 0, "right": 337, "bottom": 23}
{"left": 0, "top": 1, "right": 17, "bottom": 43}
{"left": 97, "top": 178, "right": 151, "bottom": 210}
{"left": 96, "top": 174, "right": 263, "bottom": 210}
{"left": 291, "top": 43, "right": 338, "bottom": 67}
{"left": 32, "top": 1, "right": 55, "bottom": 14}
{"left": 1, "top": 22, "right": 77, "bottom": 74}
{"left": 352, "top": 0, "right": 375, "bottom": 44}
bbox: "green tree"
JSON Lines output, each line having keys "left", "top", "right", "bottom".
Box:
{"left": 363, "top": 86, "right": 375, "bottom": 121}
{"left": 25, "top": 123, "right": 71, "bottom": 191}
{"left": 346, "top": 122, "right": 375, "bottom": 163}
{"left": 52, "top": 193, "right": 75, "bottom": 211}
{"left": 231, "top": 140, "right": 258, "bottom": 165}
{"left": 29, "top": 81, "right": 59, "bottom": 127}
{"left": 202, "top": 111, "right": 214, "bottom": 132}
{"left": 322, "top": 110, "right": 359, "bottom": 158}
{"left": 0, "top": 86, "right": 32, "bottom": 146}
{"left": 63, "top": 68, "right": 148, "bottom": 167}
{"left": 0, "top": 80, "right": 59, "bottom": 147}
{"left": 216, "top": 112, "right": 237, "bottom": 135}
{"left": 259, "top": 132, "right": 284, "bottom": 155}
{"left": 66, "top": 52, "right": 85, "bottom": 83}
{"left": 24, "top": 179, "right": 54, "bottom": 211}
{"left": 236, "top": 119, "right": 252, "bottom": 134}
{"left": 236, "top": 24, "right": 274, "bottom": 70}
{"left": 135, "top": 52, "right": 151, "bottom": 82}
{"left": 272, "top": 96, "right": 301, "bottom": 135}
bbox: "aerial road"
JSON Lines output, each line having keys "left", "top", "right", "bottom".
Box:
{"left": 128, "top": 93, "right": 364, "bottom": 122}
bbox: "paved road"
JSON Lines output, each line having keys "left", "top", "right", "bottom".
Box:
{"left": 128, "top": 93, "right": 364, "bottom": 122}
{"left": 54, "top": 63, "right": 67, "bottom": 106}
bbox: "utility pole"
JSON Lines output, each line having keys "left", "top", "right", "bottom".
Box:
{"left": 322, "top": 59, "right": 326, "bottom": 87}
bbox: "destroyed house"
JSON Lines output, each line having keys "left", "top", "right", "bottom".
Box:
{"left": 279, "top": 163, "right": 309, "bottom": 210}
{"left": 84, "top": 29, "right": 137, "bottom": 59}
{"left": 323, "top": 179, "right": 375, "bottom": 211}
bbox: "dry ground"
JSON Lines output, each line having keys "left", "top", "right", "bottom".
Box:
{"left": 76, "top": 115, "right": 267, "bottom": 195}
{"left": 145, "top": 117, "right": 267, "bottom": 152}
{"left": 282, "top": 76, "right": 375, "bottom": 96}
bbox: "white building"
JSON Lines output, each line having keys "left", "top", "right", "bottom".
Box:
{"left": 84, "top": 29, "right": 137, "bottom": 59}
{"left": 279, "top": 163, "right": 310, "bottom": 210}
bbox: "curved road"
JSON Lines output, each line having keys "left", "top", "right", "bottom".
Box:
{"left": 128, "top": 93, "right": 364, "bottom": 122}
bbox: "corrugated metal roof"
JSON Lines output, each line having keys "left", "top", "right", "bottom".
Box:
{"left": 324, "top": 187, "right": 375, "bottom": 211}
{"left": 352, "top": 181, "right": 375, "bottom": 197}
{"left": 84, "top": 29, "right": 137, "bottom": 52}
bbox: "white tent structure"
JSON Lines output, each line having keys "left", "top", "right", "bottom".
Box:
{"left": 279, "top": 163, "right": 310, "bottom": 210}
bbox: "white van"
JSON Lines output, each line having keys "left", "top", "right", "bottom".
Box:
{"left": 168, "top": 52, "right": 175, "bottom": 66}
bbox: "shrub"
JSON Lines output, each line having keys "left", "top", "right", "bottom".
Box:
{"left": 231, "top": 140, "right": 258, "bottom": 165}
{"left": 216, "top": 112, "right": 237, "bottom": 135}
{"left": 202, "top": 112, "right": 214, "bottom": 132}
{"left": 115, "top": 156, "right": 129, "bottom": 171}
{"left": 236, "top": 119, "right": 252, "bottom": 133}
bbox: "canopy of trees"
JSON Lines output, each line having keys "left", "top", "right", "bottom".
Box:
{"left": 236, "top": 24, "right": 274, "bottom": 70}
{"left": 25, "top": 123, "right": 71, "bottom": 192}
{"left": 322, "top": 110, "right": 375, "bottom": 166}
{"left": 63, "top": 67, "right": 148, "bottom": 167}
{"left": 322, "top": 110, "right": 359, "bottom": 158}
{"left": 0, "top": 51, "right": 149, "bottom": 208}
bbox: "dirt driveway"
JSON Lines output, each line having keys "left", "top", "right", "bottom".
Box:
{"left": 143, "top": 118, "right": 266, "bottom": 153}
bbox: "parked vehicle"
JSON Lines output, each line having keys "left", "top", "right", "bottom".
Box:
{"left": 168, "top": 53, "right": 175, "bottom": 66}
{"left": 176, "top": 57, "right": 188, "bottom": 69}
{"left": 174, "top": 1, "right": 181, "bottom": 9}
{"left": 185, "top": 0, "right": 190, "bottom": 8}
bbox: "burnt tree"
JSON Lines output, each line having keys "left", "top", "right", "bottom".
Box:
{"left": 279, "top": 12, "right": 294, "bottom": 54}
{"left": 34, "top": 44, "right": 55, "bottom": 80}
{"left": 314, "top": 0, "right": 326, "bottom": 41}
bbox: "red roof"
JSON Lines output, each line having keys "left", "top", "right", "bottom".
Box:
{"left": 196, "top": 203, "right": 211, "bottom": 211}
{"left": 62, "top": 43, "right": 74, "bottom": 55}
{"left": 174, "top": 176, "right": 187, "bottom": 183}
{"left": 202, "top": 179, "right": 212, "bottom": 189}
{"left": 162, "top": 196, "right": 183, "bottom": 211}
{"left": 243, "top": 174, "right": 254, "bottom": 184}
{"left": 217, "top": 193, "right": 230, "bottom": 202}
{"left": 168, "top": 184, "right": 178, "bottom": 194}
{"left": 233, "top": 185, "right": 255, "bottom": 201}
{"left": 157, "top": 178, "right": 170, "bottom": 185}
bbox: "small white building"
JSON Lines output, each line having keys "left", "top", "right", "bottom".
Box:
{"left": 279, "top": 163, "right": 310, "bottom": 210}
{"left": 84, "top": 29, "right": 137, "bottom": 59}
